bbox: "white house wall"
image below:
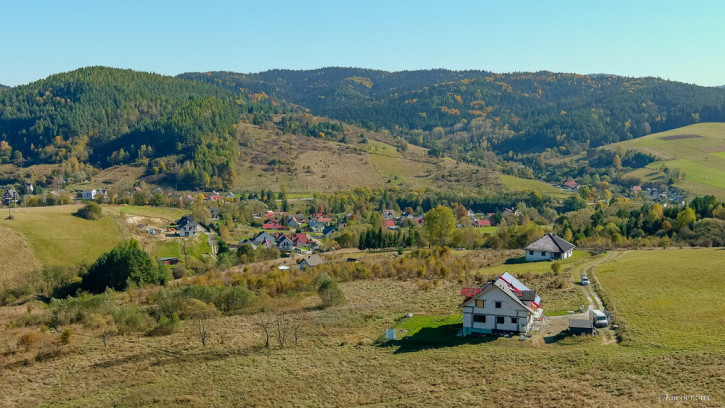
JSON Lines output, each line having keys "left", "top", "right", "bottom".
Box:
{"left": 525, "top": 250, "right": 553, "bottom": 262}
{"left": 462, "top": 287, "right": 532, "bottom": 333}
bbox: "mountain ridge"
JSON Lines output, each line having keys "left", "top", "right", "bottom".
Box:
{"left": 179, "top": 68, "right": 725, "bottom": 161}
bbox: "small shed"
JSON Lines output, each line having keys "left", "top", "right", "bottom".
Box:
{"left": 569, "top": 318, "right": 594, "bottom": 335}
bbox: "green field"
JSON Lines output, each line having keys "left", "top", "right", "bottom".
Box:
{"left": 153, "top": 240, "right": 183, "bottom": 259}
{"left": 113, "top": 205, "right": 189, "bottom": 221}
{"left": 499, "top": 174, "right": 570, "bottom": 199}
{"left": 596, "top": 248, "right": 725, "bottom": 349}
{"left": 616, "top": 122, "right": 725, "bottom": 197}
{"left": 369, "top": 153, "right": 406, "bottom": 183}
{"left": 477, "top": 250, "right": 591, "bottom": 276}
{"left": 0, "top": 205, "right": 123, "bottom": 266}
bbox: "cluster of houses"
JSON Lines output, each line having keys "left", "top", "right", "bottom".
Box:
{"left": 240, "top": 231, "right": 321, "bottom": 254}
{"left": 259, "top": 211, "right": 340, "bottom": 237}
{"left": 458, "top": 233, "right": 576, "bottom": 336}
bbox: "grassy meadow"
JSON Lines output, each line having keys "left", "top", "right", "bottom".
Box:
{"left": 616, "top": 122, "right": 725, "bottom": 197}
{"left": 499, "top": 174, "right": 571, "bottom": 200}
{"left": 0, "top": 227, "right": 42, "bottom": 286}
{"left": 595, "top": 248, "right": 725, "bottom": 349}
{"left": 0, "top": 205, "right": 123, "bottom": 266}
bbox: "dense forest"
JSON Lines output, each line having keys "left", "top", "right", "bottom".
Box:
{"left": 0, "top": 67, "right": 280, "bottom": 188}
{"left": 180, "top": 68, "right": 725, "bottom": 160}
{"left": 0, "top": 84, "right": 9, "bottom": 91}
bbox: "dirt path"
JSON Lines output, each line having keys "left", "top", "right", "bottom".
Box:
{"left": 573, "top": 250, "right": 625, "bottom": 311}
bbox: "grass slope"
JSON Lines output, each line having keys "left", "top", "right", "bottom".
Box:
{"left": 499, "top": 174, "right": 571, "bottom": 200}
{"left": 233, "top": 122, "right": 504, "bottom": 193}
{"left": 0, "top": 205, "right": 123, "bottom": 266}
{"left": 595, "top": 248, "right": 725, "bottom": 349}
{"left": 0, "top": 227, "right": 42, "bottom": 286}
{"left": 615, "top": 122, "right": 725, "bottom": 197}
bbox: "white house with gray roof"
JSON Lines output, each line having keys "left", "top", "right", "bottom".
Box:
{"left": 524, "top": 233, "right": 575, "bottom": 262}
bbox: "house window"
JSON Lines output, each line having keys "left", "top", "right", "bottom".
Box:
{"left": 511, "top": 317, "right": 518, "bottom": 324}
{"left": 475, "top": 299, "right": 484, "bottom": 308}
{"left": 528, "top": 251, "right": 534, "bottom": 255}
{"left": 495, "top": 301, "right": 502, "bottom": 309}
{"left": 496, "top": 316, "right": 504, "bottom": 324}
{"left": 473, "top": 314, "right": 486, "bottom": 323}
{"left": 540, "top": 251, "right": 546, "bottom": 256}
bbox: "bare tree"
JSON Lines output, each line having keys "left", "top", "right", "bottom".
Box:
{"left": 258, "top": 312, "right": 272, "bottom": 348}
{"left": 276, "top": 313, "right": 290, "bottom": 348}
{"left": 185, "top": 299, "right": 220, "bottom": 347}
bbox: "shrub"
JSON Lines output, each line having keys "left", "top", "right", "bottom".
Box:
{"left": 148, "top": 313, "right": 182, "bottom": 336}
{"left": 17, "top": 332, "right": 41, "bottom": 351}
{"left": 318, "top": 279, "right": 345, "bottom": 308}
{"left": 60, "top": 329, "right": 73, "bottom": 344}
{"left": 81, "top": 240, "right": 170, "bottom": 293}
{"left": 76, "top": 201, "right": 103, "bottom": 220}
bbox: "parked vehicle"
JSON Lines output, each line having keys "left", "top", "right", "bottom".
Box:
{"left": 590, "top": 309, "right": 608, "bottom": 327}
{"left": 581, "top": 273, "right": 590, "bottom": 285}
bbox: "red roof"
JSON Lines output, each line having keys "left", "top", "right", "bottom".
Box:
{"left": 263, "top": 220, "right": 285, "bottom": 230}
{"left": 384, "top": 220, "right": 395, "bottom": 227}
{"left": 632, "top": 185, "right": 642, "bottom": 191}
{"left": 460, "top": 287, "right": 483, "bottom": 297}
{"left": 564, "top": 180, "right": 578, "bottom": 188}
{"left": 289, "top": 233, "right": 308, "bottom": 244}
{"left": 475, "top": 219, "right": 491, "bottom": 227}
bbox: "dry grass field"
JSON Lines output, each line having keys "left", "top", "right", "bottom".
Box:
{"left": 0, "top": 272, "right": 723, "bottom": 407}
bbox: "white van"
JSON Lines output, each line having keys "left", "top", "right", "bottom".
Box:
{"left": 590, "top": 309, "right": 608, "bottom": 328}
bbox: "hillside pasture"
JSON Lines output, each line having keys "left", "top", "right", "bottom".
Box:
{"left": 595, "top": 248, "right": 725, "bottom": 348}
{"left": 0, "top": 205, "right": 123, "bottom": 266}
{"left": 615, "top": 122, "right": 725, "bottom": 197}
{"left": 0, "top": 227, "right": 42, "bottom": 286}
{"left": 499, "top": 174, "right": 570, "bottom": 200}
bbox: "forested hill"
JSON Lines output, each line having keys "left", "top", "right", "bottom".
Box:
{"left": 0, "top": 84, "right": 9, "bottom": 91}
{"left": 0, "top": 67, "right": 278, "bottom": 188}
{"left": 180, "top": 69, "right": 725, "bottom": 157}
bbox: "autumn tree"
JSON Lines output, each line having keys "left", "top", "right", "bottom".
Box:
{"left": 423, "top": 205, "right": 456, "bottom": 246}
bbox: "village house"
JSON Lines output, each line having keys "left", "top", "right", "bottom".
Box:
{"left": 400, "top": 211, "right": 415, "bottom": 219}
{"left": 263, "top": 219, "right": 286, "bottom": 230}
{"left": 286, "top": 214, "right": 306, "bottom": 228}
{"left": 3, "top": 188, "right": 19, "bottom": 206}
{"left": 238, "top": 239, "right": 258, "bottom": 250}
{"left": 82, "top": 189, "right": 98, "bottom": 200}
{"left": 564, "top": 180, "right": 578, "bottom": 189}
{"left": 289, "top": 233, "right": 309, "bottom": 248}
{"left": 524, "top": 233, "right": 575, "bottom": 262}
{"left": 322, "top": 225, "right": 336, "bottom": 238}
{"left": 382, "top": 209, "right": 397, "bottom": 220}
{"left": 210, "top": 208, "right": 220, "bottom": 221}
{"left": 176, "top": 215, "right": 198, "bottom": 237}
{"left": 277, "top": 235, "right": 294, "bottom": 251}
{"left": 459, "top": 273, "right": 542, "bottom": 335}
{"left": 299, "top": 254, "right": 324, "bottom": 270}
{"left": 474, "top": 219, "right": 491, "bottom": 228}
{"left": 251, "top": 231, "right": 277, "bottom": 245}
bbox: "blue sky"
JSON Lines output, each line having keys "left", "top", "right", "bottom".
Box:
{"left": 1, "top": 0, "right": 724, "bottom": 86}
